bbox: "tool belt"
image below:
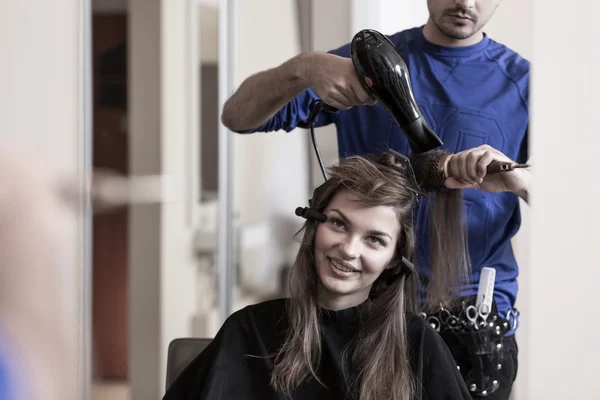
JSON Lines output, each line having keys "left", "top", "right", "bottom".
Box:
{"left": 419, "top": 298, "right": 519, "bottom": 397}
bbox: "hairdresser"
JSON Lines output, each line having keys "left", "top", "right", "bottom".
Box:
{"left": 221, "top": 1, "right": 529, "bottom": 399}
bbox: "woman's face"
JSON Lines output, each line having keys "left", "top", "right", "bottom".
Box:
{"left": 314, "top": 190, "right": 401, "bottom": 311}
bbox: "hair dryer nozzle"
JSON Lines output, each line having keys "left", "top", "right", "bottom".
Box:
{"left": 350, "top": 29, "right": 443, "bottom": 153}
{"left": 403, "top": 116, "right": 444, "bottom": 154}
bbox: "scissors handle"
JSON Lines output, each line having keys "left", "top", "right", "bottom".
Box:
{"left": 427, "top": 316, "right": 441, "bottom": 332}
{"left": 465, "top": 305, "right": 479, "bottom": 330}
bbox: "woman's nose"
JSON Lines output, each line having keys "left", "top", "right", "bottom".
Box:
{"left": 339, "top": 236, "right": 360, "bottom": 259}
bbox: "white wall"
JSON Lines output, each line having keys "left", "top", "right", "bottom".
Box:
{"left": 481, "top": 2, "right": 533, "bottom": 398}
{"left": 484, "top": 0, "right": 533, "bottom": 59}
{"left": 233, "top": 0, "right": 308, "bottom": 225}
{"left": 232, "top": 0, "right": 310, "bottom": 302}
{"left": 199, "top": 5, "right": 218, "bottom": 64}
{"left": 0, "top": 1, "right": 87, "bottom": 399}
{"left": 309, "top": 0, "right": 352, "bottom": 187}
{"left": 129, "top": 0, "right": 199, "bottom": 398}
{"left": 128, "top": 2, "right": 162, "bottom": 397}
{"left": 160, "top": 0, "right": 201, "bottom": 394}
{"left": 526, "top": 0, "right": 600, "bottom": 398}
{"left": 351, "top": 0, "right": 429, "bottom": 34}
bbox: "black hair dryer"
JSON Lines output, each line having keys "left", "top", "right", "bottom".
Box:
{"left": 350, "top": 29, "right": 443, "bottom": 154}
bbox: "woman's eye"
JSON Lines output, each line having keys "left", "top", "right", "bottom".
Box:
{"left": 331, "top": 219, "right": 344, "bottom": 228}
{"left": 368, "top": 236, "right": 384, "bottom": 246}
{"left": 329, "top": 218, "right": 345, "bottom": 229}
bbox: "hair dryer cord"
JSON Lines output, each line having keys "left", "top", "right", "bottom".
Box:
{"left": 307, "top": 100, "right": 331, "bottom": 181}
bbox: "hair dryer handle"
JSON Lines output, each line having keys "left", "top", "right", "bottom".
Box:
{"left": 307, "top": 99, "right": 339, "bottom": 125}
{"left": 321, "top": 103, "right": 339, "bottom": 113}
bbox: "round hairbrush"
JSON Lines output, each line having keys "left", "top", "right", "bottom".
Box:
{"left": 409, "top": 149, "right": 449, "bottom": 191}
{"left": 410, "top": 150, "right": 530, "bottom": 191}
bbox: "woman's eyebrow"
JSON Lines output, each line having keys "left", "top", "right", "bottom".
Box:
{"left": 367, "top": 229, "right": 392, "bottom": 240}
{"left": 330, "top": 208, "right": 392, "bottom": 239}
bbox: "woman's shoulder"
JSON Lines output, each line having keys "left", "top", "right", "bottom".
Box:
{"left": 405, "top": 313, "right": 472, "bottom": 399}
{"left": 404, "top": 312, "right": 462, "bottom": 373}
{"left": 227, "top": 298, "right": 287, "bottom": 320}
{"left": 404, "top": 312, "right": 448, "bottom": 351}
{"left": 222, "top": 298, "right": 289, "bottom": 333}
{"left": 405, "top": 312, "right": 431, "bottom": 335}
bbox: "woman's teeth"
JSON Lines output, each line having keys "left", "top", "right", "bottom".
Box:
{"left": 331, "top": 259, "right": 357, "bottom": 273}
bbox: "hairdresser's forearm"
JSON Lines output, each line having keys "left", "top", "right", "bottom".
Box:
{"left": 513, "top": 169, "right": 531, "bottom": 204}
{"left": 515, "top": 188, "right": 529, "bottom": 204}
{"left": 220, "top": 53, "right": 313, "bottom": 132}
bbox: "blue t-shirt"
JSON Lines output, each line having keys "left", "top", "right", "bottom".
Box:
{"left": 239, "top": 27, "right": 530, "bottom": 321}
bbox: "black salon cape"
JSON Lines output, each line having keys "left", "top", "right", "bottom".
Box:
{"left": 163, "top": 299, "right": 471, "bottom": 400}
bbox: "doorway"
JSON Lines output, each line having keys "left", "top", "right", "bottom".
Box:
{"left": 91, "top": 9, "right": 130, "bottom": 395}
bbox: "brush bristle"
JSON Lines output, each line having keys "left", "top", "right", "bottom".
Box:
{"left": 409, "top": 150, "right": 450, "bottom": 192}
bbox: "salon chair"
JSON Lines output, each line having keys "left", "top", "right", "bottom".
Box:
{"left": 165, "top": 338, "right": 212, "bottom": 390}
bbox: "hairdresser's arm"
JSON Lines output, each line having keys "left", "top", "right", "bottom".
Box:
{"left": 444, "top": 144, "right": 531, "bottom": 204}
{"left": 512, "top": 166, "right": 531, "bottom": 204}
{"left": 220, "top": 52, "right": 375, "bottom": 132}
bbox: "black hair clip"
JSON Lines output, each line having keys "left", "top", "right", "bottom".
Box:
{"left": 388, "top": 149, "right": 418, "bottom": 187}
{"left": 387, "top": 148, "right": 427, "bottom": 202}
{"left": 294, "top": 178, "right": 332, "bottom": 223}
{"left": 295, "top": 206, "right": 327, "bottom": 223}
{"left": 386, "top": 256, "right": 415, "bottom": 285}
{"left": 388, "top": 148, "right": 410, "bottom": 164}
{"left": 400, "top": 256, "right": 415, "bottom": 276}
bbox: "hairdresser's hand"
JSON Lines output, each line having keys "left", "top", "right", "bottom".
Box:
{"left": 444, "top": 145, "right": 530, "bottom": 201}
{"left": 302, "top": 52, "right": 377, "bottom": 110}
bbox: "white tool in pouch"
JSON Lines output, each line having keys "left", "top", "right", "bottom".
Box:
{"left": 476, "top": 267, "right": 496, "bottom": 313}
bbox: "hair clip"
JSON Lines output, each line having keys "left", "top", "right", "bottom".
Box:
{"left": 400, "top": 256, "right": 415, "bottom": 277}
{"left": 295, "top": 206, "right": 327, "bottom": 223}
{"left": 385, "top": 256, "right": 415, "bottom": 285}
{"left": 388, "top": 149, "right": 418, "bottom": 186}
{"left": 387, "top": 148, "right": 426, "bottom": 203}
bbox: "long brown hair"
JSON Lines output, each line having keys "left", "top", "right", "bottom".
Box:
{"left": 270, "top": 152, "right": 469, "bottom": 400}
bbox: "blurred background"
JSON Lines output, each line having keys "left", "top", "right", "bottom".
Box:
{"left": 1, "top": 0, "right": 598, "bottom": 399}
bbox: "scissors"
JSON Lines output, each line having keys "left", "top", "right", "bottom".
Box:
{"left": 506, "top": 308, "right": 520, "bottom": 331}
{"left": 477, "top": 303, "right": 491, "bottom": 328}
{"left": 439, "top": 306, "right": 452, "bottom": 323}
{"left": 465, "top": 303, "right": 491, "bottom": 330}
{"left": 465, "top": 305, "right": 479, "bottom": 330}
{"left": 438, "top": 306, "right": 460, "bottom": 331}
{"left": 426, "top": 315, "right": 441, "bottom": 332}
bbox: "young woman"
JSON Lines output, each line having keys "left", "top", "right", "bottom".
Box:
{"left": 163, "top": 151, "right": 472, "bottom": 400}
